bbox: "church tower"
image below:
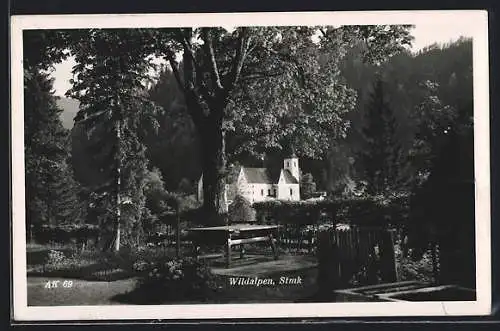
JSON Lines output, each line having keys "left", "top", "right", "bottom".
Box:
{"left": 283, "top": 153, "right": 300, "bottom": 182}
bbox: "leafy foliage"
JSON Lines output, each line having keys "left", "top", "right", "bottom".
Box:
{"left": 142, "top": 168, "right": 179, "bottom": 234}
{"left": 32, "top": 224, "right": 100, "bottom": 247}
{"left": 133, "top": 257, "right": 218, "bottom": 303}
{"left": 323, "top": 38, "right": 472, "bottom": 196}
{"left": 148, "top": 26, "right": 413, "bottom": 221}
{"left": 300, "top": 173, "right": 317, "bottom": 199}
{"left": 253, "top": 195, "right": 408, "bottom": 226}
{"left": 228, "top": 195, "right": 256, "bottom": 224}
{"left": 66, "top": 29, "right": 163, "bottom": 250}
{"left": 23, "top": 30, "right": 72, "bottom": 71}
{"left": 400, "top": 40, "right": 475, "bottom": 287}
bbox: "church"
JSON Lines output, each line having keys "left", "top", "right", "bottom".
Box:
{"left": 197, "top": 155, "right": 301, "bottom": 206}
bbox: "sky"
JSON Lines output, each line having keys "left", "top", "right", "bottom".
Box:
{"left": 48, "top": 24, "right": 473, "bottom": 97}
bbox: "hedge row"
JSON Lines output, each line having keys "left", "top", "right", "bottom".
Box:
{"left": 32, "top": 224, "right": 100, "bottom": 245}
{"left": 253, "top": 195, "right": 410, "bottom": 226}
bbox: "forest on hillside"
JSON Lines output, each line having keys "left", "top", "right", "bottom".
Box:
{"left": 143, "top": 37, "right": 473, "bottom": 195}
{"left": 23, "top": 27, "right": 473, "bottom": 280}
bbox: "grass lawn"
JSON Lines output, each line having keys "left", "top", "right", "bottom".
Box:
{"left": 26, "top": 244, "right": 328, "bottom": 305}
{"left": 28, "top": 276, "right": 138, "bottom": 306}
{"left": 28, "top": 266, "right": 321, "bottom": 306}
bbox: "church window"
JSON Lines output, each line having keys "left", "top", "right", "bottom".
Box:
{"left": 268, "top": 189, "right": 271, "bottom": 196}
{"left": 287, "top": 161, "right": 289, "bottom": 167}
{"left": 290, "top": 188, "right": 293, "bottom": 196}
{"left": 261, "top": 189, "right": 264, "bottom": 196}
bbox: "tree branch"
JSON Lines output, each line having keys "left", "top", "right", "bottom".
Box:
{"left": 240, "top": 70, "right": 285, "bottom": 82}
{"left": 226, "top": 27, "right": 251, "bottom": 91}
{"left": 201, "top": 28, "right": 223, "bottom": 91}
{"left": 176, "top": 28, "right": 214, "bottom": 102}
{"left": 319, "top": 28, "right": 328, "bottom": 39}
{"left": 177, "top": 30, "right": 202, "bottom": 74}
{"left": 165, "top": 51, "right": 185, "bottom": 94}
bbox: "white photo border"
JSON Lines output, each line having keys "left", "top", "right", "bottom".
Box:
{"left": 11, "top": 10, "right": 491, "bottom": 321}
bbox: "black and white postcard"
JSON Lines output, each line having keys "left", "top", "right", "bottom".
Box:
{"left": 10, "top": 10, "right": 491, "bottom": 321}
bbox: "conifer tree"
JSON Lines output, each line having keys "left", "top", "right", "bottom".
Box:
{"left": 67, "top": 29, "right": 161, "bottom": 251}
{"left": 358, "top": 78, "right": 405, "bottom": 196}
{"left": 23, "top": 30, "right": 83, "bottom": 238}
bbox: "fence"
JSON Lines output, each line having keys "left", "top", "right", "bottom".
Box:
{"left": 275, "top": 224, "right": 318, "bottom": 254}
{"left": 317, "top": 225, "right": 398, "bottom": 290}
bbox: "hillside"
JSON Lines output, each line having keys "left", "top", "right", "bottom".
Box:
{"left": 56, "top": 97, "right": 80, "bottom": 129}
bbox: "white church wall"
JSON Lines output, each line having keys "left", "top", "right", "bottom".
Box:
{"left": 277, "top": 183, "right": 300, "bottom": 201}
{"left": 255, "top": 183, "right": 276, "bottom": 202}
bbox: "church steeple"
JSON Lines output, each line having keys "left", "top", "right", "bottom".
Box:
{"left": 283, "top": 153, "right": 300, "bottom": 182}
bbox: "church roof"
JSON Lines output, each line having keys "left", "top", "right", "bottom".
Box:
{"left": 282, "top": 169, "right": 299, "bottom": 184}
{"left": 242, "top": 167, "right": 275, "bottom": 184}
{"left": 241, "top": 167, "right": 299, "bottom": 184}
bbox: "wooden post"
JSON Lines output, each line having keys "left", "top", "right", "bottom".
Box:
{"left": 176, "top": 208, "right": 181, "bottom": 258}
{"left": 269, "top": 234, "right": 278, "bottom": 260}
{"left": 379, "top": 229, "right": 398, "bottom": 282}
{"left": 430, "top": 241, "right": 439, "bottom": 284}
{"left": 226, "top": 237, "right": 232, "bottom": 268}
{"left": 389, "top": 229, "right": 398, "bottom": 282}
{"left": 239, "top": 244, "right": 246, "bottom": 259}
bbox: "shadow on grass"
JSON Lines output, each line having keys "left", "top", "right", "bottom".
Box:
{"left": 27, "top": 263, "right": 135, "bottom": 282}
{"left": 110, "top": 286, "right": 218, "bottom": 305}
{"left": 110, "top": 288, "right": 167, "bottom": 305}
{"left": 111, "top": 269, "right": 324, "bottom": 305}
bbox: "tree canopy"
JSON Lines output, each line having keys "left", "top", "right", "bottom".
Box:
{"left": 65, "top": 29, "right": 163, "bottom": 250}
{"left": 147, "top": 25, "right": 413, "bottom": 220}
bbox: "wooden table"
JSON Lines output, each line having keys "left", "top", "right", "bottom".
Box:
{"left": 187, "top": 224, "right": 280, "bottom": 268}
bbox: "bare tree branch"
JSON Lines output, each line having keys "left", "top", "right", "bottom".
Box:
{"left": 201, "top": 28, "right": 223, "bottom": 91}
{"left": 178, "top": 28, "right": 218, "bottom": 103}
{"left": 226, "top": 27, "right": 251, "bottom": 90}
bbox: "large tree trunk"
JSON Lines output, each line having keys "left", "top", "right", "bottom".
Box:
{"left": 175, "top": 28, "right": 249, "bottom": 226}
{"left": 200, "top": 114, "right": 228, "bottom": 225}
{"left": 179, "top": 29, "right": 230, "bottom": 226}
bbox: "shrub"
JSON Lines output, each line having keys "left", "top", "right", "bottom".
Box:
{"left": 133, "top": 257, "right": 218, "bottom": 303}
{"left": 394, "top": 243, "right": 435, "bottom": 283}
{"left": 181, "top": 206, "right": 228, "bottom": 226}
{"left": 46, "top": 250, "right": 66, "bottom": 265}
{"left": 38, "top": 249, "right": 96, "bottom": 275}
{"left": 177, "top": 194, "right": 201, "bottom": 212}
{"left": 228, "top": 195, "right": 256, "bottom": 224}
{"left": 253, "top": 199, "right": 339, "bottom": 225}
{"left": 33, "top": 224, "right": 100, "bottom": 247}
{"left": 300, "top": 173, "right": 317, "bottom": 199}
